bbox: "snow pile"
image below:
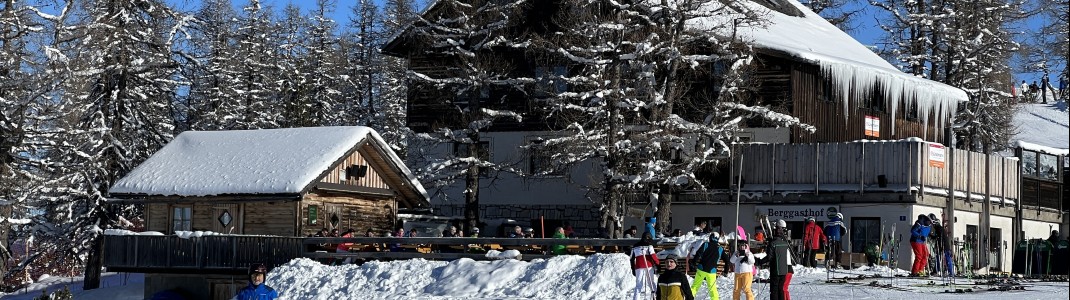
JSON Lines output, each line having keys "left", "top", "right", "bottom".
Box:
{"left": 484, "top": 249, "right": 523, "bottom": 259}
{"left": 269, "top": 255, "right": 636, "bottom": 299}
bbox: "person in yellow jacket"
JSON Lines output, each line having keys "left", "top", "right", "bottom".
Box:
{"left": 657, "top": 257, "right": 694, "bottom": 300}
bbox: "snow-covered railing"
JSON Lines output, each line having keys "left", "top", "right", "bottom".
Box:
{"left": 731, "top": 140, "right": 1020, "bottom": 201}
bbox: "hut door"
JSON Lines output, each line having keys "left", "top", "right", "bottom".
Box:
{"left": 212, "top": 204, "right": 242, "bottom": 234}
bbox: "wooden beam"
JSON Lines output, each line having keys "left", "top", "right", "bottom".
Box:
{"left": 312, "top": 182, "right": 395, "bottom": 197}
{"left": 305, "top": 251, "right": 555, "bottom": 261}
{"left": 303, "top": 237, "right": 666, "bottom": 248}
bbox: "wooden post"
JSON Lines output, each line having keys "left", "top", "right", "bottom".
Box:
{"left": 815, "top": 143, "right": 820, "bottom": 195}
{"left": 82, "top": 236, "right": 104, "bottom": 290}
{"left": 771, "top": 143, "right": 776, "bottom": 195}
{"left": 540, "top": 216, "right": 545, "bottom": 239}
{"left": 945, "top": 128, "right": 955, "bottom": 260}
{"left": 861, "top": 142, "right": 866, "bottom": 194}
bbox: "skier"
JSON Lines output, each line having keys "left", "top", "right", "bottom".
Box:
{"left": 928, "top": 213, "right": 953, "bottom": 277}
{"left": 632, "top": 232, "right": 660, "bottom": 300}
{"left": 656, "top": 256, "right": 695, "bottom": 300}
{"left": 757, "top": 219, "right": 793, "bottom": 300}
{"left": 802, "top": 217, "right": 826, "bottom": 268}
{"left": 823, "top": 213, "right": 847, "bottom": 268}
{"left": 236, "top": 263, "right": 278, "bottom": 300}
{"left": 730, "top": 243, "right": 756, "bottom": 300}
{"left": 690, "top": 233, "right": 726, "bottom": 300}
{"left": 909, "top": 214, "right": 932, "bottom": 276}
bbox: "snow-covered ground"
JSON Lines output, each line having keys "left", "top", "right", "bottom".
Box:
{"left": 1011, "top": 101, "right": 1069, "bottom": 152}
{"left": 3, "top": 254, "right": 1066, "bottom": 300}
{"left": 0, "top": 272, "right": 143, "bottom": 300}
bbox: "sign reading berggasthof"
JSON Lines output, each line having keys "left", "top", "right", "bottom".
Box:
{"left": 756, "top": 205, "right": 840, "bottom": 221}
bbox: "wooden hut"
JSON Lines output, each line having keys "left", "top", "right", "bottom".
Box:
{"left": 106, "top": 126, "right": 429, "bottom": 299}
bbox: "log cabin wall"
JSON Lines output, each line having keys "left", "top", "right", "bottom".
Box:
{"left": 787, "top": 63, "right": 946, "bottom": 143}
{"left": 146, "top": 203, "right": 168, "bottom": 232}
{"left": 299, "top": 192, "right": 396, "bottom": 237}
{"left": 243, "top": 202, "right": 296, "bottom": 236}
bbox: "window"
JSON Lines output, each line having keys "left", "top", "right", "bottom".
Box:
{"left": 1038, "top": 153, "right": 1059, "bottom": 181}
{"left": 1021, "top": 150, "right": 1037, "bottom": 177}
{"left": 454, "top": 141, "right": 491, "bottom": 177}
{"left": 172, "top": 206, "right": 192, "bottom": 233}
{"left": 528, "top": 138, "right": 564, "bottom": 176}
{"left": 711, "top": 60, "right": 730, "bottom": 95}
{"left": 308, "top": 205, "right": 319, "bottom": 225}
{"left": 849, "top": 217, "right": 880, "bottom": 253}
{"left": 694, "top": 217, "right": 723, "bottom": 234}
{"left": 534, "top": 65, "right": 568, "bottom": 97}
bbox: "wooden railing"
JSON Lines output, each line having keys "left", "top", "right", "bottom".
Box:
{"left": 731, "top": 141, "right": 1020, "bottom": 201}
{"left": 102, "top": 235, "right": 676, "bottom": 273}
{"left": 102, "top": 235, "right": 304, "bottom": 273}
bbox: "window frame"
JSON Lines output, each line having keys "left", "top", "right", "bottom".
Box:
{"left": 171, "top": 205, "right": 193, "bottom": 234}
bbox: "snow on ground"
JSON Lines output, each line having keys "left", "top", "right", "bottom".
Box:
{"left": 1012, "top": 101, "right": 1069, "bottom": 153}
{"left": 0, "top": 272, "right": 143, "bottom": 300}
{"left": 3, "top": 255, "right": 1066, "bottom": 300}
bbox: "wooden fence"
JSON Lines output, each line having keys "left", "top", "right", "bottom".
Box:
{"left": 102, "top": 235, "right": 675, "bottom": 273}
{"left": 732, "top": 141, "right": 1019, "bottom": 201}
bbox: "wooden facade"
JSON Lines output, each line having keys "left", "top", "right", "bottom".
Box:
{"left": 785, "top": 61, "right": 946, "bottom": 143}
{"left": 732, "top": 141, "right": 1020, "bottom": 201}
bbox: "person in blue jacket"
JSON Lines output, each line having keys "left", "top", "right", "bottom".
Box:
{"left": 823, "top": 213, "right": 847, "bottom": 268}
{"left": 645, "top": 216, "right": 658, "bottom": 239}
{"left": 909, "top": 214, "right": 932, "bottom": 276}
{"left": 237, "top": 263, "right": 278, "bottom": 300}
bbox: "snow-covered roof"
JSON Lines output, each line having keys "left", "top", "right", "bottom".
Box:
{"left": 110, "top": 127, "right": 429, "bottom": 203}
{"left": 686, "top": 0, "right": 966, "bottom": 131}
{"left": 1011, "top": 102, "right": 1069, "bottom": 155}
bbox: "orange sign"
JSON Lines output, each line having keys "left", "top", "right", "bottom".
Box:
{"left": 864, "top": 115, "right": 880, "bottom": 137}
{"left": 929, "top": 144, "right": 946, "bottom": 168}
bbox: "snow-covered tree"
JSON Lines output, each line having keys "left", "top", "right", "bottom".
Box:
{"left": 406, "top": 0, "right": 530, "bottom": 233}
{"left": 182, "top": 0, "right": 240, "bottom": 131}
{"left": 231, "top": 0, "right": 282, "bottom": 129}
{"left": 527, "top": 0, "right": 813, "bottom": 236}
{"left": 874, "top": 0, "right": 1019, "bottom": 151}
{"left": 298, "top": 0, "right": 347, "bottom": 127}
{"left": 41, "top": 0, "right": 190, "bottom": 287}
{"left": 377, "top": 0, "right": 419, "bottom": 150}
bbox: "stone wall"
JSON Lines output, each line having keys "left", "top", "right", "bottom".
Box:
{"left": 433, "top": 204, "right": 603, "bottom": 237}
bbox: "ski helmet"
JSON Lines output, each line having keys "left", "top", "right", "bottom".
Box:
{"left": 928, "top": 213, "right": 939, "bottom": 222}
{"left": 709, "top": 232, "right": 720, "bottom": 241}
{"left": 835, "top": 213, "right": 843, "bottom": 220}
{"left": 806, "top": 216, "right": 815, "bottom": 222}
{"left": 776, "top": 219, "right": 787, "bottom": 228}
{"left": 249, "top": 263, "right": 268, "bottom": 276}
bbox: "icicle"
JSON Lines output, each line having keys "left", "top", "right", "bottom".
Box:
{"left": 819, "top": 60, "right": 966, "bottom": 135}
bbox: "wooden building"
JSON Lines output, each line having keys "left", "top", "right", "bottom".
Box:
{"left": 107, "top": 126, "right": 429, "bottom": 299}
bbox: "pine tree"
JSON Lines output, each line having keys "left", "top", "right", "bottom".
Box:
{"left": 527, "top": 0, "right": 812, "bottom": 236}
{"left": 232, "top": 0, "right": 282, "bottom": 129}
{"left": 184, "top": 0, "right": 240, "bottom": 131}
{"left": 43, "top": 0, "right": 189, "bottom": 286}
{"left": 406, "top": 0, "right": 529, "bottom": 233}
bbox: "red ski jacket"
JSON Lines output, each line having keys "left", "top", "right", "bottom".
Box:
{"left": 803, "top": 222, "right": 826, "bottom": 249}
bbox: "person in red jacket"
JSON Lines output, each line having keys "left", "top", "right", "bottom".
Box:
{"left": 631, "top": 232, "right": 660, "bottom": 300}
{"left": 802, "top": 217, "right": 826, "bottom": 268}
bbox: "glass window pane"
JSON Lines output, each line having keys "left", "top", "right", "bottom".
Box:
{"left": 1039, "top": 154, "right": 1058, "bottom": 180}
{"left": 1021, "top": 151, "right": 1037, "bottom": 176}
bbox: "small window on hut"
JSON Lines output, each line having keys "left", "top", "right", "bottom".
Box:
{"left": 308, "top": 205, "right": 319, "bottom": 225}
{"left": 172, "top": 205, "right": 192, "bottom": 233}
{"left": 454, "top": 141, "right": 492, "bottom": 177}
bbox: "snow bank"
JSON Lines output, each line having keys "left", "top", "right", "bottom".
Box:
{"left": 102, "top": 229, "right": 165, "bottom": 236}
{"left": 269, "top": 255, "right": 636, "bottom": 299}
{"left": 1011, "top": 101, "right": 1069, "bottom": 154}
